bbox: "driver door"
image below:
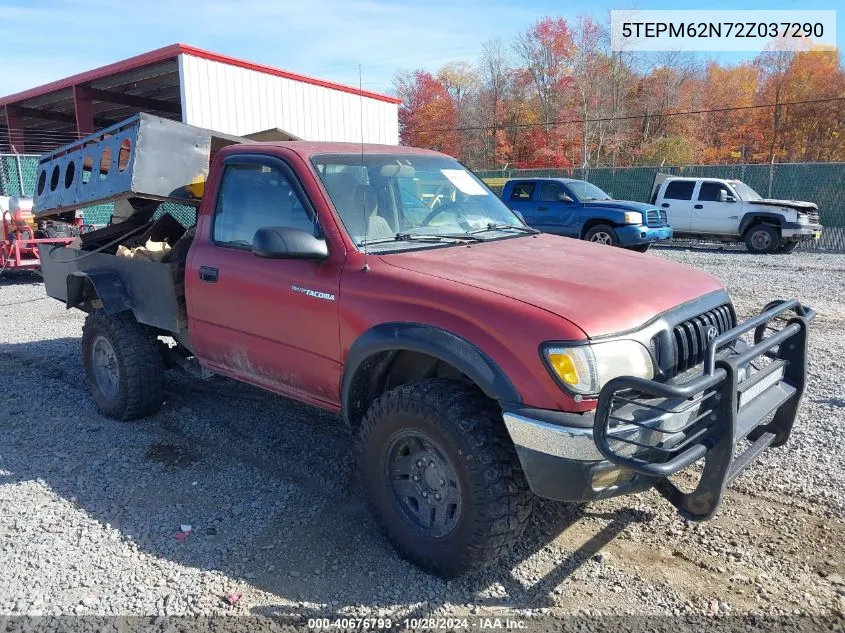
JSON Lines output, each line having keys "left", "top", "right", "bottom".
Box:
{"left": 692, "top": 181, "right": 741, "bottom": 235}
{"left": 187, "top": 155, "right": 343, "bottom": 405}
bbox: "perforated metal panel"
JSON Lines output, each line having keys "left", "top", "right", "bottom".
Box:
{"left": 32, "top": 113, "right": 244, "bottom": 219}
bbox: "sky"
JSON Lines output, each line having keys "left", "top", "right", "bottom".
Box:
{"left": 0, "top": 0, "right": 842, "bottom": 99}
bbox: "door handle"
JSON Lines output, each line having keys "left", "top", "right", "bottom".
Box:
{"left": 694, "top": 204, "right": 703, "bottom": 209}
{"left": 661, "top": 203, "right": 670, "bottom": 208}
{"left": 199, "top": 266, "right": 219, "bottom": 282}
{"left": 537, "top": 206, "right": 548, "bottom": 211}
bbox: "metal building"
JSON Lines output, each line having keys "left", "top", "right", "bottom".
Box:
{"left": 0, "top": 43, "right": 401, "bottom": 154}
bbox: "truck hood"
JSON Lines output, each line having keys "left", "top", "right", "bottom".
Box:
{"left": 581, "top": 200, "right": 657, "bottom": 213}
{"left": 750, "top": 199, "right": 818, "bottom": 211}
{"left": 378, "top": 234, "right": 724, "bottom": 337}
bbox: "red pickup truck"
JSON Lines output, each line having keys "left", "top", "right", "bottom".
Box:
{"left": 36, "top": 115, "right": 813, "bottom": 577}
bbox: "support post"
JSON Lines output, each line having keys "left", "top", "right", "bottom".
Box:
{"left": 3, "top": 105, "right": 26, "bottom": 153}
{"left": 73, "top": 84, "right": 95, "bottom": 136}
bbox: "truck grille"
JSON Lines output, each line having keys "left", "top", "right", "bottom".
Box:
{"left": 806, "top": 209, "right": 820, "bottom": 224}
{"left": 645, "top": 209, "right": 668, "bottom": 227}
{"left": 672, "top": 305, "right": 735, "bottom": 373}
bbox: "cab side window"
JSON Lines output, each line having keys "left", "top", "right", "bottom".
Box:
{"left": 213, "top": 163, "right": 316, "bottom": 248}
{"left": 663, "top": 181, "right": 695, "bottom": 200}
{"left": 698, "top": 181, "right": 730, "bottom": 202}
{"left": 510, "top": 182, "right": 535, "bottom": 201}
{"left": 539, "top": 182, "right": 567, "bottom": 202}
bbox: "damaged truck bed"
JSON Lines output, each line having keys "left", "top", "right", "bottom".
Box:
{"left": 36, "top": 114, "right": 243, "bottom": 341}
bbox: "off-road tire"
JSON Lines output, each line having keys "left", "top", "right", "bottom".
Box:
{"left": 777, "top": 241, "right": 799, "bottom": 254}
{"left": 81, "top": 310, "right": 166, "bottom": 420}
{"left": 629, "top": 244, "right": 651, "bottom": 253}
{"left": 744, "top": 224, "right": 779, "bottom": 254}
{"left": 584, "top": 224, "right": 620, "bottom": 246}
{"left": 359, "top": 379, "right": 534, "bottom": 577}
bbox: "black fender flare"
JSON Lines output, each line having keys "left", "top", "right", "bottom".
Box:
{"left": 739, "top": 212, "right": 784, "bottom": 235}
{"left": 66, "top": 270, "right": 132, "bottom": 315}
{"left": 341, "top": 323, "right": 521, "bottom": 425}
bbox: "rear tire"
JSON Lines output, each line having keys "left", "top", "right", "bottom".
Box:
{"left": 744, "top": 224, "right": 779, "bottom": 254}
{"left": 584, "top": 224, "right": 619, "bottom": 246}
{"left": 777, "top": 241, "right": 799, "bottom": 254}
{"left": 359, "top": 379, "right": 534, "bottom": 577}
{"left": 81, "top": 310, "right": 166, "bottom": 420}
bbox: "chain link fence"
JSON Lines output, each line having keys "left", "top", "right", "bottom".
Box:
{"left": 478, "top": 162, "right": 845, "bottom": 251}
{"left": 0, "top": 153, "right": 197, "bottom": 227}
{"left": 4, "top": 153, "right": 843, "bottom": 250}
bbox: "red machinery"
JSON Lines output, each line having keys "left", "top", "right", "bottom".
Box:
{"left": 1, "top": 196, "right": 78, "bottom": 274}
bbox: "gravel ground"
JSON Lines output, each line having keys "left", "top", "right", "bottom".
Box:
{"left": 0, "top": 247, "right": 843, "bottom": 627}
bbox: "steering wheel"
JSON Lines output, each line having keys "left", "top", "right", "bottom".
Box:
{"left": 421, "top": 202, "right": 472, "bottom": 231}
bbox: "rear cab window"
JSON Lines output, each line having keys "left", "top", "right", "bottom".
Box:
{"left": 663, "top": 180, "right": 696, "bottom": 200}
{"left": 510, "top": 182, "right": 535, "bottom": 201}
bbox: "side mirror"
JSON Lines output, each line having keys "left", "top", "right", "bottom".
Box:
{"left": 558, "top": 194, "right": 574, "bottom": 203}
{"left": 719, "top": 190, "right": 736, "bottom": 203}
{"left": 252, "top": 226, "right": 328, "bottom": 260}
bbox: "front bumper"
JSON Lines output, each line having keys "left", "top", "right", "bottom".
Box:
{"left": 781, "top": 223, "right": 823, "bottom": 241}
{"left": 616, "top": 224, "right": 673, "bottom": 247}
{"left": 502, "top": 299, "right": 814, "bottom": 520}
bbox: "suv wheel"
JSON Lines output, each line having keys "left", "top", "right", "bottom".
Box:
{"left": 744, "top": 224, "right": 779, "bottom": 254}
{"left": 82, "top": 310, "right": 166, "bottom": 420}
{"left": 584, "top": 224, "right": 619, "bottom": 246}
{"left": 359, "top": 379, "right": 534, "bottom": 577}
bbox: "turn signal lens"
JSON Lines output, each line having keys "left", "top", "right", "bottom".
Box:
{"left": 548, "top": 352, "right": 578, "bottom": 385}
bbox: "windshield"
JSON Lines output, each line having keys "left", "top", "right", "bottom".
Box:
{"left": 566, "top": 181, "right": 612, "bottom": 201}
{"left": 728, "top": 181, "right": 763, "bottom": 201}
{"left": 312, "top": 153, "right": 526, "bottom": 249}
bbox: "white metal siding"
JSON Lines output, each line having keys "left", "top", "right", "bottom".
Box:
{"left": 179, "top": 54, "right": 399, "bottom": 144}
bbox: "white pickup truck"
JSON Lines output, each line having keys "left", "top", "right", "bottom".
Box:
{"left": 651, "top": 175, "right": 823, "bottom": 254}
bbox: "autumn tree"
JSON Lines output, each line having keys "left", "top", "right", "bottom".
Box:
{"left": 514, "top": 17, "right": 576, "bottom": 162}
{"left": 394, "top": 70, "right": 459, "bottom": 155}
{"left": 391, "top": 14, "right": 844, "bottom": 168}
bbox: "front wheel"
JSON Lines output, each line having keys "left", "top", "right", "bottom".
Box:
{"left": 359, "top": 379, "right": 534, "bottom": 577}
{"left": 82, "top": 310, "right": 166, "bottom": 420}
{"left": 584, "top": 224, "right": 619, "bottom": 246}
{"left": 744, "top": 224, "right": 779, "bottom": 254}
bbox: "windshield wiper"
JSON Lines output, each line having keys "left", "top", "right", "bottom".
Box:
{"left": 464, "top": 223, "right": 539, "bottom": 235}
{"left": 357, "top": 233, "right": 478, "bottom": 247}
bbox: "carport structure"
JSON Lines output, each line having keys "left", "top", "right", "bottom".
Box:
{"left": 1, "top": 46, "right": 183, "bottom": 154}
{"left": 0, "top": 43, "right": 401, "bottom": 155}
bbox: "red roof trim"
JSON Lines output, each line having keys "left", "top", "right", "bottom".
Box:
{"left": 177, "top": 44, "right": 401, "bottom": 105}
{"left": 0, "top": 43, "right": 401, "bottom": 108}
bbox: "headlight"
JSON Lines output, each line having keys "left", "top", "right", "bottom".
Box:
{"left": 542, "top": 340, "right": 655, "bottom": 396}
{"left": 797, "top": 213, "right": 809, "bottom": 224}
{"left": 623, "top": 211, "right": 643, "bottom": 225}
